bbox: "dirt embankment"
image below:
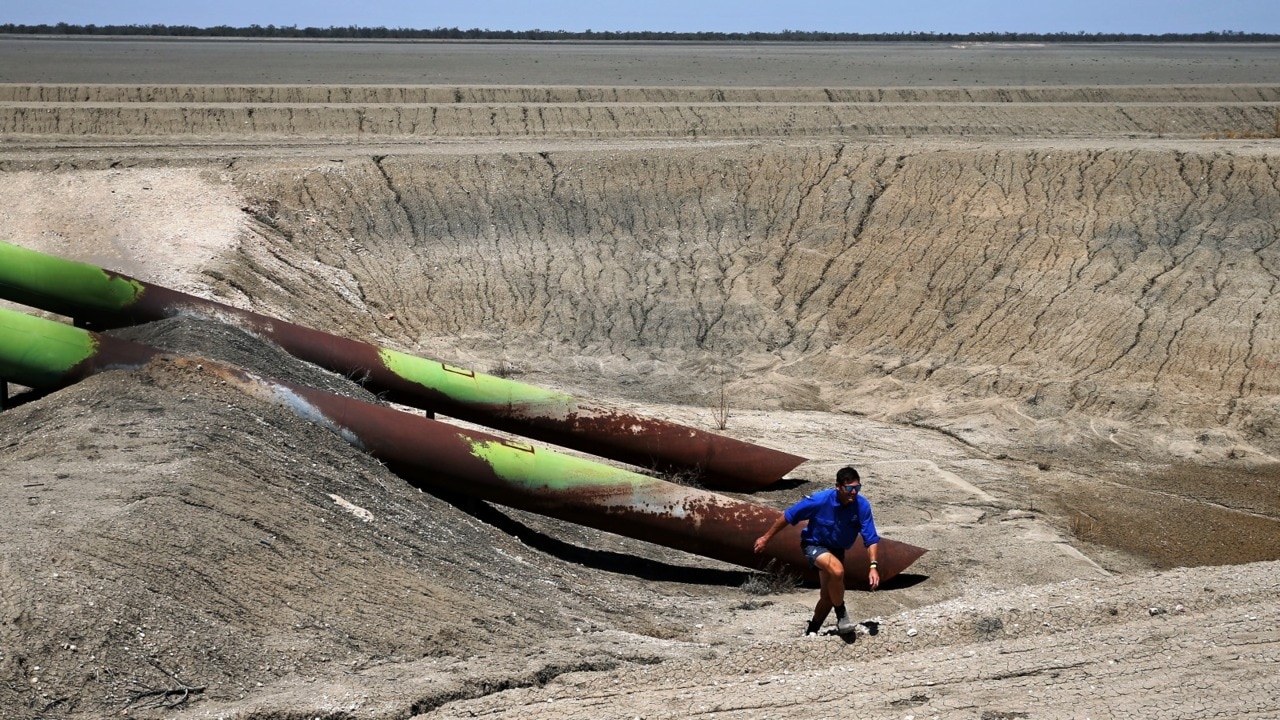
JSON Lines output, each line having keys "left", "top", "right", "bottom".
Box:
{"left": 1, "top": 320, "right": 756, "bottom": 718}
{"left": 2, "top": 83, "right": 1279, "bottom": 139}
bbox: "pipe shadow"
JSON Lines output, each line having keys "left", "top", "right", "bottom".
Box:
{"left": 768, "top": 478, "right": 811, "bottom": 490}
{"left": 795, "top": 572, "right": 930, "bottom": 590}
{"left": 881, "top": 573, "right": 930, "bottom": 590}
{"left": 0, "top": 385, "right": 54, "bottom": 411}
{"left": 429, "top": 488, "right": 755, "bottom": 587}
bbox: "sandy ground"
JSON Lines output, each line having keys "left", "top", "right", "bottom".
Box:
{"left": 1, "top": 39, "right": 1279, "bottom": 719}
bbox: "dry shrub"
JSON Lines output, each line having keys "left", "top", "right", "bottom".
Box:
{"left": 711, "top": 381, "right": 730, "bottom": 430}
{"left": 1069, "top": 511, "right": 1102, "bottom": 542}
{"left": 740, "top": 559, "right": 801, "bottom": 595}
{"left": 662, "top": 466, "right": 706, "bottom": 490}
{"left": 1201, "top": 111, "right": 1280, "bottom": 140}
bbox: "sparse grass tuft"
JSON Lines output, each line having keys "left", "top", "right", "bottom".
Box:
{"left": 711, "top": 380, "right": 730, "bottom": 431}
{"left": 1201, "top": 111, "right": 1280, "bottom": 140}
{"left": 1069, "top": 511, "right": 1102, "bottom": 542}
{"left": 740, "top": 559, "right": 801, "bottom": 595}
{"left": 489, "top": 360, "right": 523, "bottom": 378}
{"left": 705, "top": 364, "right": 733, "bottom": 431}
{"left": 662, "top": 466, "right": 706, "bottom": 490}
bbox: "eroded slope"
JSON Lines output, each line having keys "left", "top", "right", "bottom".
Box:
{"left": 210, "top": 142, "right": 1280, "bottom": 463}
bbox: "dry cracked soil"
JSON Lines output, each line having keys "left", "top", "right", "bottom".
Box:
{"left": 0, "top": 38, "right": 1279, "bottom": 719}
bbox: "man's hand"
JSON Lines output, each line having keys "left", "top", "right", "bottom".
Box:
{"left": 754, "top": 515, "right": 788, "bottom": 554}
{"left": 868, "top": 567, "right": 880, "bottom": 591}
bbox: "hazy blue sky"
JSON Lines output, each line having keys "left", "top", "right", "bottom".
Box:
{"left": 6, "top": 0, "right": 1279, "bottom": 34}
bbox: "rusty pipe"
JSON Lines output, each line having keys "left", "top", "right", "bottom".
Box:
{"left": 0, "top": 240, "right": 804, "bottom": 489}
{"left": 0, "top": 307, "right": 924, "bottom": 586}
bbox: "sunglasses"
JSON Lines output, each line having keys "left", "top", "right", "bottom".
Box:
{"left": 842, "top": 483, "right": 861, "bottom": 493}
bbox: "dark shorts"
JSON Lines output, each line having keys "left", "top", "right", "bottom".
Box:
{"left": 802, "top": 544, "right": 844, "bottom": 569}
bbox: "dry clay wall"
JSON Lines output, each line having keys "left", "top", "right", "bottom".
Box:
{"left": 4, "top": 84, "right": 1280, "bottom": 103}
{"left": 217, "top": 142, "right": 1280, "bottom": 460}
{"left": 4, "top": 102, "right": 1277, "bottom": 140}
{"left": 2, "top": 84, "right": 1279, "bottom": 139}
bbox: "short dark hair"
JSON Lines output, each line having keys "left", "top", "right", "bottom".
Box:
{"left": 836, "top": 466, "right": 860, "bottom": 484}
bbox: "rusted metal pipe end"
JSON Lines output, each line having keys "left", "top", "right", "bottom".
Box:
{"left": 757, "top": 523, "right": 926, "bottom": 589}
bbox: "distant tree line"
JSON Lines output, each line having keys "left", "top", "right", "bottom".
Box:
{"left": 1, "top": 24, "right": 1278, "bottom": 42}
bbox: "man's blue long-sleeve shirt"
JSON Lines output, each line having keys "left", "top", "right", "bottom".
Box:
{"left": 783, "top": 488, "right": 880, "bottom": 550}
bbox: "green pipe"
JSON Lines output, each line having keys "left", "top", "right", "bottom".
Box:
{"left": 0, "top": 242, "right": 145, "bottom": 318}
{"left": 0, "top": 240, "right": 806, "bottom": 488}
{"left": 0, "top": 306, "right": 100, "bottom": 388}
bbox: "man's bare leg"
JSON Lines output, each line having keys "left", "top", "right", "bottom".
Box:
{"left": 807, "top": 553, "right": 848, "bottom": 634}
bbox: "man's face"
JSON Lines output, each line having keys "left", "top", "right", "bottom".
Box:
{"left": 836, "top": 479, "right": 861, "bottom": 504}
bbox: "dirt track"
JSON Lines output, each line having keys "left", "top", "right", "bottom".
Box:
{"left": 1, "top": 39, "right": 1279, "bottom": 719}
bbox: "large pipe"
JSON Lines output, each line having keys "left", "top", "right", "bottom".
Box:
{"left": 0, "top": 307, "right": 924, "bottom": 586}
{"left": 0, "top": 304, "right": 162, "bottom": 388}
{"left": 0, "top": 240, "right": 804, "bottom": 490}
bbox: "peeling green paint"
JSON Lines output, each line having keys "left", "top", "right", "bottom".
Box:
{"left": 0, "top": 307, "right": 99, "bottom": 388}
{"left": 464, "top": 435, "right": 647, "bottom": 491}
{"left": 378, "top": 347, "right": 574, "bottom": 407}
{"left": 0, "top": 241, "right": 145, "bottom": 312}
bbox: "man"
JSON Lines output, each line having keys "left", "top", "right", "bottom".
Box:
{"left": 753, "top": 466, "right": 880, "bottom": 636}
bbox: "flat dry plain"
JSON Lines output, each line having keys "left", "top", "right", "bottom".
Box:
{"left": 2, "top": 37, "right": 1279, "bottom": 86}
{"left": 1, "top": 39, "right": 1279, "bottom": 719}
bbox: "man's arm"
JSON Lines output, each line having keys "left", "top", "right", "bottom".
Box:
{"left": 866, "top": 541, "right": 880, "bottom": 590}
{"left": 753, "top": 514, "right": 790, "bottom": 554}
{"left": 860, "top": 497, "right": 882, "bottom": 590}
